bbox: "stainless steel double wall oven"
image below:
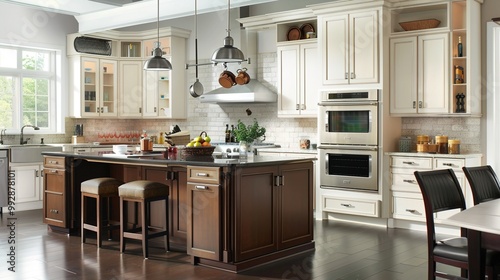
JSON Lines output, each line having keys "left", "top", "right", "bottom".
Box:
{"left": 318, "top": 89, "right": 379, "bottom": 192}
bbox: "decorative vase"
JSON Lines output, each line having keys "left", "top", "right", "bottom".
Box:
{"left": 239, "top": 141, "right": 254, "bottom": 160}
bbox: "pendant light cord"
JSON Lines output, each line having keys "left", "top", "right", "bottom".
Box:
{"left": 226, "top": 0, "right": 230, "bottom": 36}
{"left": 157, "top": 0, "right": 160, "bottom": 47}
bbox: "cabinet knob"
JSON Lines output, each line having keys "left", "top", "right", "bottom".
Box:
{"left": 296, "top": 104, "right": 299, "bottom": 110}
{"left": 345, "top": 73, "right": 349, "bottom": 80}
{"left": 350, "top": 72, "right": 355, "bottom": 79}
{"left": 154, "top": 107, "right": 157, "bottom": 113}
{"left": 418, "top": 101, "right": 423, "bottom": 109}
{"left": 412, "top": 101, "right": 416, "bottom": 109}
{"left": 139, "top": 107, "right": 142, "bottom": 114}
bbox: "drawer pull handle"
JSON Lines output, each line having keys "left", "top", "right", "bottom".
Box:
{"left": 49, "top": 160, "right": 58, "bottom": 164}
{"left": 341, "top": 203, "right": 353, "bottom": 208}
{"left": 50, "top": 209, "right": 59, "bottom": 214}
{"left": 442, "top": 163, "right": 453, "bottom": 166}
{"left": 402, "top": 161, "right": 415, "bottom": 165}
{"left": 195, "top": 185, "right": 208, "bottom": 190}
{"left": 50, "top": 170, "right": 58, "bottom": 173}
{"left": 406, "top": 209, "right": 417, "bottom": 214}
{"left": 196, "top": 173, "right": 208, "bottom": 177}
{"left": 403, "top": 179, "right": 416, "bottom": 184}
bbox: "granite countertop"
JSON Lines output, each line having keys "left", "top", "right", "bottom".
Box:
{"left": 42, "top": 151, "right": 316, "bottom": 167}
{"left": 258, "top": 147, "right": 318, "bottom": 154}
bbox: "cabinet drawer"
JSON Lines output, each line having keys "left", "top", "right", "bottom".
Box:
{"left": 73, "top": 147, "right": 91, "bottom": 154}
{"left": 392, "top": 156, "right": 432, "bottom": 169}
{"left": 391, "top": 173, "right": 419, "bottom": 192}
{"left": 322, "top": 196, "right": 379, "bottom": 217}
{"left": 434, "top": 158, "right": 465, "bottom": 171}
{"left": 187, "top": 166, "right": 220, "bottom": 184}
{"left": 44, "top": 169, "right": 65, "bottom": 193}
{"left": 44, "top": 192, "right": 64, "bottom": 225}
{"left": 392, "top": 196, "right": 425, "bottom": 221}
{"left": 43, "top": 156, "right": 65, "bottom": 169}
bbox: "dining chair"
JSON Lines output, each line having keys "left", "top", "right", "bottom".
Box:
{"left": 462, "top": 165, "right": 500, "bottom": 205}
{"left": 414, "top": 169, "right": 499, "bottom": 280}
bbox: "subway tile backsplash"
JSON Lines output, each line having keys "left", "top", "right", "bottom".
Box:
{"left": 40, "top": 53, "right": 480, "bottom": 153}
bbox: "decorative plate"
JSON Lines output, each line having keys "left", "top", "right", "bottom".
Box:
{"left": 300, "top": 23, "right": 315, "bottom": 39}
{"left": 287, "top": 27, "right": 301, "bottom": 41}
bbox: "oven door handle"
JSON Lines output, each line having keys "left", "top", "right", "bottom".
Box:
{"left": 318, "top": 101, "right": 378, "bottom": 106}
{"left": 318, "top": 145, "right": 378, "bottom": 151}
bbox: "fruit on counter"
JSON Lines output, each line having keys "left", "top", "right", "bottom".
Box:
{"left": 186, "top": 131, "right": 211, "bottom": 147}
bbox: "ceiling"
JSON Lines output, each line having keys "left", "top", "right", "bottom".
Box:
{"left": 0, "top": 0, "right": 277, "bottom": 33}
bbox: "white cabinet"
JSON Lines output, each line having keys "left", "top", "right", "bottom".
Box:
{"left": 143, "top": 71, "right": 172, "bottom": 118}
{"left": 277, "top": 42, "right": 319, "bottom": 117}
{"left": 10, "top": 163, "right": 43, "bottom": 210}
{"left": 70, "top": 57, "right": 118, "bottom": 118}
{"left": 119, "top": 60, "right": 143, "bottom": 117}
{"left": 389, "top": 154, "right": 481, "bottom": 224}
{"left": 320, "top": 10, "right": 378, "bottom": 85}
{"left": 390, "top": 33, "right": 449, "bottom": 115}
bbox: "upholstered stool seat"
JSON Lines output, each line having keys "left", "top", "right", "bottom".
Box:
{"left": 119, "top": 180, "right": 170, "bottom": 258}
{"left": 81, "top": 177, "right": 122, "bottom": 247}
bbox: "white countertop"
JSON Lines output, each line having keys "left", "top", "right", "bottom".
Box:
{"left": 258, "top": 147, "right": 318, "bottom": 154}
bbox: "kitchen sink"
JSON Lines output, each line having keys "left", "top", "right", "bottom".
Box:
{"left": 9, "top": 144, "right": 62, "bottom": 163}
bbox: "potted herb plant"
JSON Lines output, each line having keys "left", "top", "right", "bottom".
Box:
{"left": 233, "top": 119, "right": 266, "bottom": 155}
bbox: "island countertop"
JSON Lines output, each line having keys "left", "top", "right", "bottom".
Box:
{"left": 41, "top": 150, "right": 316, "bottom": 167}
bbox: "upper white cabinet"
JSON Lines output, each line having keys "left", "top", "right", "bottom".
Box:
{"left": 390, "top": 33, "right": 449, "bottom": 114}
{"left": 70, "top": 57, "right": 118, "bottom": 118}
{"left": 319, "top": 10, "right": 378, "bottom": 85}
{"left": 277, "top": 42, "right": 319, "bottom": 117}
{"left": 118, "top": 60, "right": 143, "bottom": 117}
{"left": 389, "top": 0, "right": 481, "bottom": 116}
{"left": 67, "top": 27, "right": 189, "bottom": 119}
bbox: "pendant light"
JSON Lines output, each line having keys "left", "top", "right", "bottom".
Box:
{"left": 144, "top": 0, "right": 172, "bottom": 71}
{"left": 211, "top": 0, "right": 245, "bottom": 63}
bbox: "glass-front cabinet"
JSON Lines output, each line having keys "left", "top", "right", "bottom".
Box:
{"left": 81, "top": 57, "right": 117, "bottom": 117}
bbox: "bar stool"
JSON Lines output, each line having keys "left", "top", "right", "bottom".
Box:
{"left": 81, "top": 177, "right": 122, "bottom": 247}
{"left": 119, "top": 180, "right": 170, "bottom": 258}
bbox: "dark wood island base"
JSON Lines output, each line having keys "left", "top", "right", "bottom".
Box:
{"left": 41, "top": 152, "right": 316, "bottom": 273}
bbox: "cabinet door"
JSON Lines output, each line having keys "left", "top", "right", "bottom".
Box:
{"left": 418, "top": 33, "right": 449, "bottom": 114}
{"left": 99, "top": 59, "right": 118, "bottom": 116}
{"left": 11, "top": 164, "right": 41, "bottom": 203}
{"left": 169, "top": 167, "right": 187, "bottom": 244}
{"left": 277, "top": 44, "right": 300, "bottom": 115}
{"left": 81, "top": 57, "right": 100, "bottom": 117}
{"left": 234, "top": 166, "right": 279, "bottom": 262}
{"left": 278, "top": 162, "right": 314, "bottom": 250}
{"left": 300, "top": 43, "right": 319, "bottom": 117}
{"left": 322, "top": 14, "right": 349, "bottom": 85}
{"left": 119, "top": 60, "right": 143, "bottom": 117}
{"left": 349, "top": 10, "right": 378, "bottom": 84}
{"left": 390, "top": 36, "right": 418, "bottom": 114}
{"left": 143, "top": 71, "right": 169, "bottom": 117}
{"left": 186, "top": 182, "right": 220, "bottom": 261}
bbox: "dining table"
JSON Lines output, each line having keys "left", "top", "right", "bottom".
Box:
{"left": 441, "top": 199, "right": 500, "bottom": 280}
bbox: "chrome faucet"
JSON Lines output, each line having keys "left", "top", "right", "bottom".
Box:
{"left": 0, "top": 129, "right": 6, "bottom": 145}
{"left": 20, "top": 125, "right": 40, "bottom": 145}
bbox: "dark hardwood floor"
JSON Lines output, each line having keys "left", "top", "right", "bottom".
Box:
{"left": 0, "top": 210, "right": 460, "bottom": 279}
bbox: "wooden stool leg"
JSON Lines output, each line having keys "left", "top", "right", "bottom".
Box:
{"left": 120, "top": 197, "right": 126, "bottom": 253}
{"left": 142, "top": 199, "right": 148, "bottom": 258}
{"left": 96, "top": 195, "right": 102, "bottom": 247}
{"left": 165, "top": 197, "right": 170, "bottom": 252}
{"left": 81, "top": 193, "right": 86, "bottom": 244}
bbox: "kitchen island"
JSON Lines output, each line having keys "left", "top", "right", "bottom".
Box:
{"left": 41, "top": 151, "right": 315, "bottom": 272}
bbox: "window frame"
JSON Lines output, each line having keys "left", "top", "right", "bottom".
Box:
{"left": 0, "top": 44, "right": 61, "bottom": 134}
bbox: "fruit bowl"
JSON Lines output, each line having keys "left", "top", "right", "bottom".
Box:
{"left": 179, "top": 146, "right": 216, "bottom": 156}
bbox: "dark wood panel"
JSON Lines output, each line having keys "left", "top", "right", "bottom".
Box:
{"left": 234, "top": 166, "right": 279, "bottom": 262}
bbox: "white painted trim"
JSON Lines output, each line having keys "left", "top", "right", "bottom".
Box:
{"left": 486, "top": 22, "right": 500, "bottom": 171}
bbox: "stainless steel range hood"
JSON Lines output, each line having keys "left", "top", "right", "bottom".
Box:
{"left": 199, "top": 80, "right": 276, "bottom": 103}
{"left": 199, "top": 28, "right": 277, "bottom": 104}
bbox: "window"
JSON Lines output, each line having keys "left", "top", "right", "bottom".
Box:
{"left": 0, "top": 45, "right": 57, "bottom": 131}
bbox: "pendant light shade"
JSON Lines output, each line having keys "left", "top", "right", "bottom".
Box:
{"left": 144, "top": 0, "right": 172, "bottom": 71}
{"left": 211, "top": 0, "right": 245, "bottom": 63}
